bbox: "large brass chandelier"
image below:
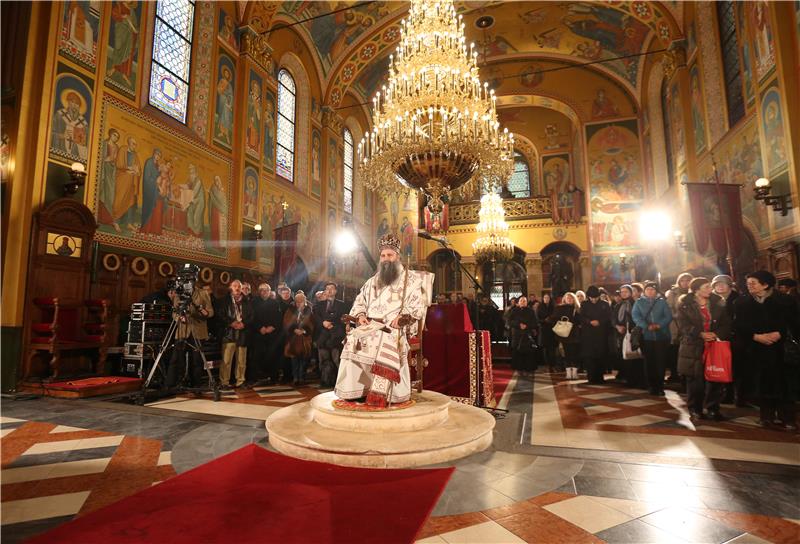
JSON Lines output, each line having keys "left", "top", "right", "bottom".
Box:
{"left": 472, "top": 193, "right": 513, "bottom": 262}
{"left": 357, "top": 0, "right": 514, "bottom": 214}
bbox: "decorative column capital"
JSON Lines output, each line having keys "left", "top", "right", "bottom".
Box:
{"left": 241, "top": 28, "right": 274, "bottom": 74}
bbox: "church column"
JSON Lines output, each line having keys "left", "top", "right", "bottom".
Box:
{"left": 664, "top": 40, "right": 698, "bottom": 183}
{"left": 578, "top": 254, "right": 591, "bottom": 288}
{"left": 1, "top": 2, "right": 58, "bottom": 392}
{"left": 770, "top": 3, "right": 800, "bottom": 208}
{"left": 322, "top": 106, "right": 344, "bottom": 270}
{"left": 525, "top": 255, "right": 542, "bottom": 297}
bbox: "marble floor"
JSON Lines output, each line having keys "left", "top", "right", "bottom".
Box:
{"left": 2, "top": 368, "right": 798, "bottom": 543}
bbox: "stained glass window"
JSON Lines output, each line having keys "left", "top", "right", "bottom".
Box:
{"left": 343, "top": 128, "right": 354, "bottom": 214}
{"left": 276, "top": 69, "right": 296, "bottom": 182}
{"left": 507, "top": 151, "right": 530, "bottom": 198}
{"left": 716, "top": 1, "right": 745, "bottom": 128}
{"left": 149, "top": 0, "right": 195, "bottom": 123}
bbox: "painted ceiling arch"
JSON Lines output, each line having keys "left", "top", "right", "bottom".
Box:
{"left": 255, "top": 1, "right": 681, "bottom": 105}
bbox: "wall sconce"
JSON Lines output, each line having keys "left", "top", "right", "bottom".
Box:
{"left": 754, "top": 177, "right": 792, "bottom": 216}
{"left": 253, "top": 223, "right": 263, "bottom": 240}
{"left": 65, "top": 162, "right": 87, "bottom": 195}
{"left": 619, "top": 252, "right": 628, "bottom": 272}
{"left": 673, "top": 230, "right": 688, "bottom": 249}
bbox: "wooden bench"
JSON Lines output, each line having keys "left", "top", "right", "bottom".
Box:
{"left": 27, "top": 297, "right": 109, "bottom": 382}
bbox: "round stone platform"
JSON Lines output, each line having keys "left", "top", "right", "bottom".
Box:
{"left": 266, "top": 390, "right": 495, "bottom": 468}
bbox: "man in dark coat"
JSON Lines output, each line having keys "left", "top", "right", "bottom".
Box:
{"left": 509, "top": 296, "right": 538, "bottom": 372}
{"left": 250, "top": 283, "right": 283, "bottom": 384}
{"left": 677, "top": 277, "right": 732, "bottom": 420}
{"left": 734, "top": 270, "right": 798, "bottom": 429}
{"left": 580, "top": 285, "right": 612, "bottom": 384}
{"left": 313, "top": 282, "right": 347, "bottom": 388}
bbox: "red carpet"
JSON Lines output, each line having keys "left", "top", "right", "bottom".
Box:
{"left": 493, "top": 364, "right": 514, "bottom": 404}
{"left": 31, "top": 444, "right": 454, "bottom": 544}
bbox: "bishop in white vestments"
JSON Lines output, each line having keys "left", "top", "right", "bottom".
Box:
{"left": 335, "top": 234, "right": 432, "bottom": 407}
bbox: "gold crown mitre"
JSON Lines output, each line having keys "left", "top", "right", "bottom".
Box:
{"left": 378, "top": 233, "right": 401, "bottom": 253}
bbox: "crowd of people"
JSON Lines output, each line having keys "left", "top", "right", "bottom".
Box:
{"left": 158, "top": 279, "right": 350, "bottom": 391}
{"left": 156, "top": 268, "right": 798, "bottom": 430}
{"left": 499, "top": 271, "right": 799, "bottom": 430}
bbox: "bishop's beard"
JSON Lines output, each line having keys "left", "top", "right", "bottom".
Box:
{"left": 377, "top": 261, "right": 401, "bottom": 288}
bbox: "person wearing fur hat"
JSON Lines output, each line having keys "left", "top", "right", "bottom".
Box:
{"left": 632, "top": 282, "right": 673, "bottom": 395}
{"left": 677, "top": 277, "right": 732, "bottom": 421}
{"left": 734, "top": 270, "right": 799, "bottom": 430}
{"left": 579, "top": 285, "right": 613, "bottom": 384}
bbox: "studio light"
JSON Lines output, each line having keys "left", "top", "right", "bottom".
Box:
{"left": 334, "top": 228, "right": 358, "bottom": 256}
{"left": 639, "top": 210, "right": 672, "bottom": 242}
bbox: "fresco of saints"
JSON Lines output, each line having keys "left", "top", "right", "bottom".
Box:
{"left": 400, "top": 216, "right": 414, "bottom": 258}
{"left": 246, "top": 79, "right": 262, "bottom": 156}
{"left": 215, "top": 65, "right": 234, "bottom": 146}
{"left": 208, "top": 175, "right": 226, "bottom": 248}
{"left": 138, "top": 148, "right": 163, "bottom": 235}
{"left": 591, "top": 89, "right": 619, "bottom": 119}
{"left": 51, "top": 91, "right": 89, "bottom": 161}
{"left": 106, "top": 0, "right": 139, "bottom": 87}
{"left": 186, "top": 165, "right": 206, "bottom": 238}
{"left": 111, "top": 136, "right": 142, "bottom": 232}
{"left": 98, "top": 128, "right": 120, "bottom": 225}
{"left": 264, "top": 94, "right": 275, "bottom": 168}
{"left": 65, "top": 1, "right": 95, "bottom": 55}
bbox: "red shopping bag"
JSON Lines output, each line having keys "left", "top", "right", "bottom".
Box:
{"left": 704, "top": 340, "right": 733, "bottom": 383}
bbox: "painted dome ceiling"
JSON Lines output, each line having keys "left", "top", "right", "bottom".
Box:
{"left": 257, "top": 1, "right": 681, "bottom": 105}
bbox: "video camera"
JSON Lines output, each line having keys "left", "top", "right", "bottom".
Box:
{"left": 167, "top": 263, "right": 200, "bottom": 316}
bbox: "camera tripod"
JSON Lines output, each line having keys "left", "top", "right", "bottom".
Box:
{"left": 138, "top": 318, "right": 221, "bottom": 404}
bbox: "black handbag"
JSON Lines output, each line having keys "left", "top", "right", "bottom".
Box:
{"left": 630, "top": 300, "right": 656, "bottom": 351}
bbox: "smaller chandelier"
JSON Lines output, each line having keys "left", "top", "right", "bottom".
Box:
{"left": 472, "top": 193, "right": 513, "bottom": 262}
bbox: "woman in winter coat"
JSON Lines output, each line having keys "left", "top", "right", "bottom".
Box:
{"left": 613, "top": 284, "right": 641, "bottom": 386}
{"left": 579, "top": 285, "right": 613, "bottom": 385}
{"left": 537, "top": 293, "right": 558, "bottom": 372}
{"left": 676, "top": 277, "right": 732, "bottom": 421}
{"left": 283, "top": 291, "right": 315, "bottom": 386}
{"left": 548, "top": 292, "right": 581, "bottom": 379}
{"left": 632, "top": 282, "right": 673, "bottom": 396}
{"left": 509, "top": 296, "right": 539, "bottom": 373}
{"left": 734, "top": 270, "right": 799, "bottom": 430}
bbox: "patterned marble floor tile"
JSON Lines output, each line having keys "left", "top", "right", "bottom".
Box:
{"left": 1, "top": 491, "right": 90, "bottom": 526}
{"left": 543, "top": 495, "right": 633, "bottom": 533}
{"left": 436, "top": 520, "right": 526, "bottom": 543}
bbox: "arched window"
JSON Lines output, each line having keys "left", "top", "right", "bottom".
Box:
{"left": 716, "top": 0, "right": 745, "bottom": 127}
{"left": 276, "top": 69, "right": 296, "bottom": 182}
{"left": 343, "top": 128, "right": 354, "bottom": 214}
{"left": 149, "top": 0, "right": 196, "bottom": 123}
{"left": 661, "top": 79, "right": 676, "bottom": 186}
{"left": 507, "top": 151, "right": 531, "bottom": 198}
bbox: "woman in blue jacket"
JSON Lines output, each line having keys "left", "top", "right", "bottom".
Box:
{"left": 632, "top": 281, "right": 673, "bottom": 396}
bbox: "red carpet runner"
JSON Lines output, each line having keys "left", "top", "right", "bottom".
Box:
{"left": 31, "top": 444, "right": 454, "bottom": 544}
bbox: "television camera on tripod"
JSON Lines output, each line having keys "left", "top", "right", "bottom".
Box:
{"left": 138, "top": 264, "right": 221, "bottom": 404}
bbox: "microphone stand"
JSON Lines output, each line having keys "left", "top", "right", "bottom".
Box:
{"left": 428, "top": 237, "right": 506, "bottom": 414}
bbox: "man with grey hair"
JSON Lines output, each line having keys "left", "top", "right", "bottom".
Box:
{"left": 251, "top": 283, "right": 282, "bottom": 384}
{"left": 334, "top": 234, "right": 433, "bottom": 407}
{"left": 218, "top": 279, "right": 254, "bottom": 388}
